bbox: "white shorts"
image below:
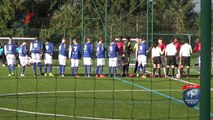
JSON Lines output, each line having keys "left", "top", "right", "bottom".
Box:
{"left": 26, "top": 56, "right": 33, "bottom": 65}
{"left": 83, "top": 58, "right": 92, "bottom": 65}
{"left": 44, "top": 53, "right": 53, "bottom": 64}
{"left": 31, "top": 53, "right": 41, "bottom": 63}
{"left": 19, "top": 56, "right": 27, "bottom": 66}
{"left": 109, "top": 57, "right": 117, "bottom": 67}
{"left": 138, "top": 55, "right": 147, "bottom": 66}
{"left": 97, "top": 58, "right": 105, "bottom": 66}
{"left": 58, "top": 54, "right": 66, "bottom": 65}
{"left": 71, "top": 59, "right": 79, "bottom": 67}
{"left": 6, "top": 54, "right": 16, "bottom": 65}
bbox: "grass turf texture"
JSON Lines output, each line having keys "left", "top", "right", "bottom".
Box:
{"left": 0, "top": 57, "right": 212, "bottom": 120}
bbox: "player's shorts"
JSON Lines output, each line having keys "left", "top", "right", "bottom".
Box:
{"left": 117, "top": 55, "right": 124, "bottom": 66}
{"left": 6, "top": 54, "right": 16, "bottom": 65}
{"left": 153, "top": 56, "right": 161, "bottom": 64}
{"left": 166, "top": 56, "right": 176, "bottom": 66}
{"left": 19, "top": 56, "right": 27, "bottom": 66}
{"left": 109, "top": 57, "right": 117, "bottom": 67}
{"left": 58, "top": 54, "right": 66, "bottom": 65}
{"left": 71, "top": 59, "right": 79, "bottom": 67}
{"left": 83, "top": 57, "right": 92, "bottom": 65}
{"left": 97, "top": 58, "right": 105, "bottom": 66}
{"left": 31, "top": 53, "right": 41, "bottom": 63}
{"left": 26, "top": 56, "right": 33, "bottom": 65}
{"left": 181, "top": 56, "right": 190, "bottom": 66}
{"left": 44, "top": 53, "right": 53, "bottom": 64}
{"left": 123, "top": 54, "right": 130, "bottom": 64}
{"left": 138, "top": 55, "right": 147, "bottom": 66}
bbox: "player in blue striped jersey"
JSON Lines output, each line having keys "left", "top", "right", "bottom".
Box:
{"left": 58, "top": 38, "right": 67, "bottom": 77}
{"left": 4, "top": 37, "right": 16, "bottom": 76}
{"left": 108, "top": 38, "right": 119, "bottom": 77}
{"left": 136, "top": 38, "right": 148, "bottom": 78}
{"left": 18, "top": 41, "right": 27, "bottom": 76}
{"left": 83, "top": 37, "right": 93, "bottom": 77}
{"left": 43, "top": 38, "right": 54, "bottom": 76}
{"left": 69, "top": 38, "right": 82, "bottom": 77}
{"left": 95, "top": 37, "right": 106, "bottom": 78}
{"left": 30, "top": 37, "right": 43, "bottom": 76}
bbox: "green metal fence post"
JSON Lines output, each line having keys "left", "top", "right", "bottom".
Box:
{"left": 200, "top": 0, "right": 211, "bottom": 120}
{"left": 146, "top": 0, "right": 149, "bottom": 42}
{"left": 81, "top": 0, "right": 84, "bottom": 45}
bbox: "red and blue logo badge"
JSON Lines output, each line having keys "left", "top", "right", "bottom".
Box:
{"left": 183, "top": 84, "right": 200, "bottom": 107}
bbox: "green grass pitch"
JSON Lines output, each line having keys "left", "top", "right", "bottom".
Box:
{"left": 0, "top": 58, "right": 212, "bottom": 120}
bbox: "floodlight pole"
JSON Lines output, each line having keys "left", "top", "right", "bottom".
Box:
{"left": 105, "top": 0, "right": 108, "bottom": 46}
{"left": 200, "top": 0, "right": 211, "bottom": 120}
{"left": 151, "top": 0, "right": 154, "bottom": 46}
{"left": 146, "top": 0, "right": 149, "bottom": 42}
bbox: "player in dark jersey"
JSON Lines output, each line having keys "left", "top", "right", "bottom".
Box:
{"left": 122, "top": 37, "right": 132, "bottom": 77}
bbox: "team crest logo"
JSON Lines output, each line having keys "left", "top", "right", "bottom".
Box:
{"left": 183, "top": 84, "right": 200, "bottom": 108}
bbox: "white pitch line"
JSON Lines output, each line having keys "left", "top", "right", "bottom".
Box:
{"left": 0, "top": 107, "right": 121, "bottom": 120}
{"left": 146, "top": 71, "right": 213, "bottom": 91}
{"left": 0, "top": 89, "right": 184, "bottom": 97}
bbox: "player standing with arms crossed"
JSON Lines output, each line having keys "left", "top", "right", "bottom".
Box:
{"left": 4, "top": 37, "right": 16, "bottom": 76}
{"left": 108, "top": 38, "right": 119, "bottom": 77}
{"left": 95, "top": 37, "right": 106, "bottom": 78}
{"left": 18, "top": 41, "right": 27, "bottom": 76}
{"left": 116, "top": 36, "right": 124, "bottom": 76}
{"left": 136, "top": 37, "right": 148, "bottom": 78}
{"left": 122, "top": 37, "right": 132, "bottom": 77}
{"left": 179, "top": 39, "right": 192, "bottom": 79}
{"left": 69, "top": 38, "right": 82, "bottom": 77}
{"left": 58, "top": 37, "right": 66, "bottom": 77}
{"left": 83, "top": 37, "right": 93, "bottom": 77}
{"left": 157, "top": 38, "right": 166, "bottom": 76}
{"left": 43, "top": 38, "right": 54, "bottom": 76}
{"left": 30, "top": 37, "right": 43, "bottom": 76}
{"left": 165, "top": 40, "right": 177, "bottom": 78}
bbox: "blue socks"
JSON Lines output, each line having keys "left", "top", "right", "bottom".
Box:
{"left": 96, "top": 66, "right": 99, "bottom": 75}
{"left": 100, "top": 66, "right": 103, "bottom": 75}
{"left": 21, "top": 66, "right": 25, "bottom": 74}
{"left": 7, "top": 65, "right": 11, "bottom": 74}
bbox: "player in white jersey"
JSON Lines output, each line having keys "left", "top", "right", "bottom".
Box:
{"left": 178, "top": 39, "right": 192, "bottom": 79}
{"left": 165, "top": 40, "right": 177, "bottom": 78}
{"left": 151, "top": 43, "right": 163, "bottom": 77}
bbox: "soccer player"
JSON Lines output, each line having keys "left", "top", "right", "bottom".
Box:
{"left": 83, "top": 37, "right": 93, "bottom": 77}
{"left": 15, "top": 42, "right": 20, "bottom": 67}
{"left": 18, "top": 41, "right": 27, "bottom": 76}
{"left": 95, "top": 37, "right": 106, "bottom": 78}
{"left": 43, "top": 38, "right": 54, "bottom": 76}
{"left": 179, "top": 39, "right": 192, "bottom": 79}
{"left": 4, "top": 37, "right": 16, "bottom": 76}
{"left": 108, "top": 38, "right": 119, "bottom": 77}
{"left": 58, "top": 37, "right": 67, "bottom": 77}
{"left": 129, "top": 37, "right": 140, "bottom": 77}
{"left": 165, "top": 40, "right": 177, "bottom": 78}
{"left": 69, "top": 38, "right": 82, "bottom": 77}
{"left": 174, "top": 37, "right": 182, "bottom": 67}
{"left": 136, "top": 37, "right": 148, "bottom": 78}
{"left": 193, "top": 38, "right": 201, "bottom": 74}
{"left": 122, "top": 37, "right": 132, "bottom": 77}
{"left": 151, "top": 42, "right": 163, "bottom": 77}
{"left": 30, "top": 37, "right": 43, "bottom": 76}
{"left": 157, "top": 38, "right": 166, "bottom": 76}
{"left": 116, "top": 36, "right": 124, "bottom": 76}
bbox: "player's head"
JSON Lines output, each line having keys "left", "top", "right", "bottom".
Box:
{"left": 35, "top": 36, "right": 39, "bottom": 41}
{"left": 72, "top": 38, "right": 77, "bottom": 44}
{"left": 174, "top": 37, "right": 179, "bottom": 43}
{"left": 118, "top": 36, "right": 123, "bottom": 42}
{"left": 126, "top": 37, "right": 130, "bottom": 42}
{"left": 185, "top": 39, "right": 189, "bottom": 44}
{"left": 62, "top": 37, "right": 66, "bottom": 43}
{"left": 8, "top": 37, "right": 13, "bottom": 43}
{"left": 170, "top": 39, "right": 174, "bottom": 44}
{"left": 196, "top": 38, "right": 200, "bottom": 42}
{"left": 111, "top": 38, "right": 115, "bottom": 43}
{"left": 87, "top": 37, "right": 92, "bottom": 43}
{"left": 99, "top": 36, "right": 103, "bottom": 43}
{"left": 158, "top": 39, "right": 163, "bottom": 44}
{"left": 22, "top": 40, "right": 27, "bottom": 46}
{"left": 136, "top": 37, "right": 140, "bottom": 43}
{"left": 153, "top": 42, "right": 158, "bottom": 48}
{"left": 142, "top": 36, "right": 146, "bottom": 43}
{"left": 46, "top": 38, "right": 50, "bottom": 42}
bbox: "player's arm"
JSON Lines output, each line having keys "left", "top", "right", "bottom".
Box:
{"left": 68, "top": 45, "right": 72, "bottom": 59}
{"left": 4, "top": 45, "right": 7, "bottom": 56}
{"left": 90, "top": 44, "right": 93, "bottom": 58}
{"left": 135, "top": 47, "right": 138, "bottom": 60}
